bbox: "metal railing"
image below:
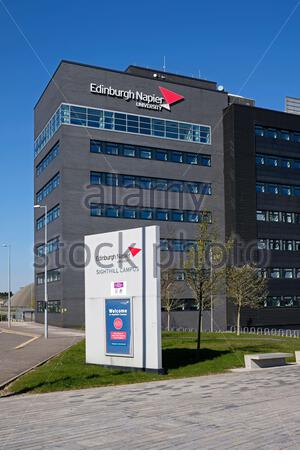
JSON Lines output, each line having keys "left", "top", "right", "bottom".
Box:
{"left": 162, "top": 326, "right": 300, "bottom": 337}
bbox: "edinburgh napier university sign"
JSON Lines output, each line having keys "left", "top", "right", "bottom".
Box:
{"left": 85, "top": 226, "right": 163, "bottom": 372}
{"left": 90, "top": 82, "right": 184, "bottom": 111}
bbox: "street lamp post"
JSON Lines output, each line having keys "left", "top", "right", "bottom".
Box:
{"left": 2, "top": 244, "right": 11, "bottom": 328}
{"left": 210, "top": 247, "right": 214, "bottom": 332}
{"left": 34, "top": 204, "right": 48, "bottom": 339}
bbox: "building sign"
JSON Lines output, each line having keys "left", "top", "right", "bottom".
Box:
{"left": 85, "top": 226, "right": 162, "bottom": 372}
{"left": 111, "top": 281, "right": 127, "bottom": 296}
{"left": 95, "top": 244, "right": 142, "bottom": 276}
{"left": 90, "top": 83, "right": 184, "bottom": 112}
{"left": 105, "top": 298, "right": 132, "bottom": 356}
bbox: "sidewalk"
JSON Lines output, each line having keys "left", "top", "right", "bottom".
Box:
{"left": 0, "top": 322, "right": 84, "bottom": 388}
{"left": 1, "top": 365, "right": 300, "bottom": 449}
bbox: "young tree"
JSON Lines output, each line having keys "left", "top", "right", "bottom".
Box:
{"left": 161, "top": 269, "right": 185, "bottom": 331}
{"left": 184, "top": 221, "right": 230, "bottom": 352}
{"left": 226, "top": 264, "right": 268, "bottom": 335}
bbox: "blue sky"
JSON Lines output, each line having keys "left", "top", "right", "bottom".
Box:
{"left": 0, "top": 0, "right": 300, "bottom": 292}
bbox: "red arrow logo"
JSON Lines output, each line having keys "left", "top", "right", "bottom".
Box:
{"left": 159, "top": 86, "right": 184, "bottom": 110}
{"left": 128, "top": 246, "right": 142, "bottom": 257}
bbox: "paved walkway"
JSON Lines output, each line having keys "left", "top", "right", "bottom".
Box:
{"left": 1, "top": 365, "right": 300, "bottom": 449}
{"left": 0, "top": 322, "right": 84, "bottom": 387}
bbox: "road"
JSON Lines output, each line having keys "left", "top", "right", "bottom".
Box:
{"left": 1, "top": 365, "right": 300, "bottom": 449}
{"left": 0, "top": 322, "right": 84, "bottom": 387}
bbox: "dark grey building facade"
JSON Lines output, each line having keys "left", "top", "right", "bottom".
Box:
{"left": 224, "top": 104, "right": 300, "bottom": 328}
{"left": 34, "top": 60, "right": 300, "bottom": 329}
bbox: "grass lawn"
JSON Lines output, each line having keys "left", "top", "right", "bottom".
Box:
{"left": 6, "top": 331, "right": 300, "bottom": 395}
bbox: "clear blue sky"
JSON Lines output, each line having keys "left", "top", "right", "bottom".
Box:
{"left": 0, "top": 0, "right": 300, "bottom": 292}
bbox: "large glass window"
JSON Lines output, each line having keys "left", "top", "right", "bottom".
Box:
{"left": 35, "top": 104, "right": 211, "bottom": 158}
{"left": 114, "top": 113, "right": 126, "bottom": 132}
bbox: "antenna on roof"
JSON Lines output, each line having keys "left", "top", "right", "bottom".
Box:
{"left": 198, "top": 69, "right": 201, "bottom": 79}
{"left": 163, "top": 56, "right": 166, "bottom": 72}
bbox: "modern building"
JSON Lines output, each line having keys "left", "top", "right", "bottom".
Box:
{"left": 34, "top": 60, "right": 300, "bottom": 329}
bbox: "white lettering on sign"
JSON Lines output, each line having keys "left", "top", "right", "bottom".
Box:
{"left": 90, "top": 83, "right": 184, "bottom": 112}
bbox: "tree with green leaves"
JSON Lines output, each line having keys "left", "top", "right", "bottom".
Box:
{"left": 226, "top": 264, "right": 268, "bottom": 335}
{"left": 184, "top": 221, "right": 231, "bottom": 352}
{"left": 161, "top": 269, "right": 186, "bottom": 331}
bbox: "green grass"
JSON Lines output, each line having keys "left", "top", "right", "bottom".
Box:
{"left": 6, "top": 332, "right": 300, "bottom": 395}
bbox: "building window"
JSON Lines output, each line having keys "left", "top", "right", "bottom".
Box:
{"left": 36, "top": 269, "right": 61, "bottom": 284}
{"left": 256, "top": 153, "right": 300, "bottom": 171}
{"left": 257, "top": 209, "right": 300, "bottom": 224}
{"left": 257, "top": 239, "right": 267, "bottom": 250}
{"left": 156, "top": 150, "right": 168, "bottom": 161}
{"left": 269, "top": 211, "right": 280, "bottom": 222}
{"left": 123, "top": 207, "right": 136, "bottom": 218}
{"left": 175, "top": 271, "right": 185, "bottom": 281}
{"left": 35, "top": 104, "right": 211, "bottom": 157}
{"left": 259, "top": 267, "right": 300, "bottom": 279}
{"left": 90, "top": 171, "right": 211, "bottom": 196}
{"left": 256, "top": 183, "right": 265, "bottom": 193}
{"left": 258, "top": 239, "right": 300, "bottom": 252}
{"left": 90, "top": 203, "right": 211, "bottom": 224}
{"left": 37, "top": 236, "right": 60, "bottom": 256}
{"left": 36, "top": 142, "right": 60, "bottom": 176}
{"left": 270, "top": 268, "right": 280, "bottom": 279}
{"left": 123, "top": 145, "right": 136, "bottom": 157}
{"left": 36, "top": 204, "right": 60, "bottom": 230}
{"left": 48, "top": 300, "right": 61, "bottom": 313}
{"left": 156, "top": 209, "right": 169, "bottom": 221}
{"left": 255, "top": 125, "right": 300, "bottom": 144}
{"left": 139, "top": 148, "right": 152, "bottom": 159}
{"left": 106, "top": 143, "right": 119, "bottom": 155}
{"left": 36, "top": 173, "right": 60, "bottom": 203}
{"left": 255, "top": 182, "right": 299, "bottom": 196}
{"left": 265, "top": 296, "right": 300, "bottom": 308}
{"left": 90, "top": 140, "right": 211, "bottom": 168}
{"left": 256, "top": 210, "right": 266, "bottom": 221}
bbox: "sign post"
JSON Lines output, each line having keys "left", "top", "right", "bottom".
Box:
{"left": 85, "top": 225, "right": 162, "bottom": 373}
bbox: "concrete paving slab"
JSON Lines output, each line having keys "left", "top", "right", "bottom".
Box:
{"left": 1, "top": 365, "right": 300, "bottom": 449}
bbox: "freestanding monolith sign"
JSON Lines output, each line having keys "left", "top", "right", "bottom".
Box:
{"left": 85, "top": 225, "right": 162, "bottom": 372}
